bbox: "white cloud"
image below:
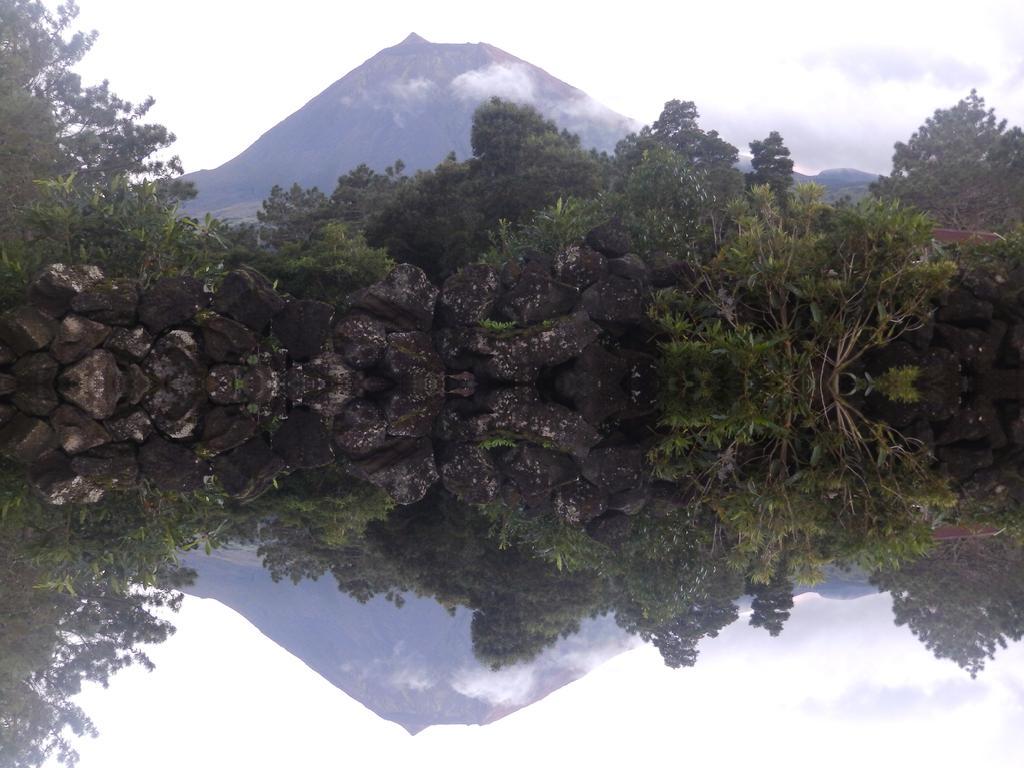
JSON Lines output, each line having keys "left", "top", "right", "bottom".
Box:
{"left": 389, "top": 77, "right": 439, "bottom": 103}
{"left": 390, "top": 665, "right": 436, "bottom": 692}
{"left": 450, "top": 63, "right": 537, "bottom": 104}
{"left": 450, "top": 616, "right": 642, "bottom": 706}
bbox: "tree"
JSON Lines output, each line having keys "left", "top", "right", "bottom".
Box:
{"left": 874, "top": 91, "right": 1024, "bottom": 231}
{"left": 746, "top": 131, "right": 794, "bottom": 197}
{"left": 747, "top": 573, "right": 795, "bottom": 636}
{"left": 613, "top": 100, "right": 743, "bottom": 252}
{"left": 256, "top": 183, "right": 331, "bottom": 249}
{"left": 234, "top": 221, "right": 394, "bottom": 308}
{"left": 364, "top": 99, "right": 606, "bottom": 278}
{"left": 328, "top": 161, "right": 405, "bottom": 229}
{"left": 0, "top": 0, "right": 189, "bottom": 239}
{"left": 872, "top": 537, "right": 1024, "bottom": 677}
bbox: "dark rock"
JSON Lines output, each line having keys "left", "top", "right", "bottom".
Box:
{"left": 497, "top": 267, "right": 579, "bottom": 326}
{"left": 349, "top": 264, "right": 438, "bottom": 332}
{"left": 51, "top": 314, "right": 110, "bottom": 364}
{"left": 499, "top": 259, "right": 522, "bottom": 290}
{"left": 0, "top": 404, "right": 13, "bottom": 429}
{"left": 1005, "top": 323, "right": 1024, "bottom": 366}
{"left": 104, "top": 326, "right": 153, "bottom": 362}
{"left": 27, "top": 264, "right": 105, "bottom": 317}
{"left": 586, "top": 513, "right": 633, "bottom": 547}
{"left": 552, "top": 245, "right": 607, "bottom": 290}
{"left": 29, "top": 451, "right": 105, "bottom": 505}
{"left": 898, "top": 419, "right": 936, "bottom": 451}
{"left": 582, "top": 446, "right": 645, "bottom": 493}
{"left": 12, "top": 386, "right": 58, "bottom": 417}
{"left": 552, "top": 478, "right": 607, "bottom": 524}
{"left": 206, "top": 365, "right": 249, "bottom": 405}
{"left": 58, "top": 350, "right": 123, "bottom": 420}
{"left": 213, "top": 438, "right": 284, "bottom": 500}
{"left": 437, "top": 264, "right": 501, "bottom": 327}
{"left": 555, "top": 342, "right": 629, "bottom": 426}
{"left": 936, "top": 443, "right": 994, "bottom": 481}
{"left": 138, "top": 437, "right": 210, "bottom": 493}
{"left": 0, "top": 373, "right": 14, "bottom": 396}
{"left": 349, "top": 437, "right": 438, "bottom": 505}
{"left": 900, "top": 315, "right": 935, "bottom": 353}
{"left": 197, "top": 408, "right": 258, "bottom": 457}
{"left": 199, "top": 312, "right": 258, "bottom": 362}
{"left": 71, "top": 443, "right": 139, "bottom": 489}
{"left": 272, "top": 408, "right": 334, "bottom": 469}
{"left": 606, "top": 254, "right": 650, "bottom": 286}
{"left": 13, "top": 352, "right": 58, "bottom": 384}
{"left": 585, "top": 220, "right": 633, "bottom": 258}
{"left": 11, "top": 353, "right": 59, "bottom": 416}
{"left": 935, "top": 404, "right": 1001, "bottom": 447}
{"left": 0, "top": 306, "right": 57, "bottom": 354}
{"left": 439, "top": 443, "right": 499, "bottom": 504}
{"left": 650, "top": 260, "right": 699, "bottom": 289}
{"left": 961, "top": 269, "right": 1001, "bottom": 303}
{"left": 607, "top": 485, "right": 651, "bottom": 515}
{"left": 381, "top": 331, "right": 445, "bottom": 438}
{"left": 138, "top": 276, "right": 209, "bottom": 334}
{"left": 104, "top": 409, "right": 153, "bottom": 444}
{"left": 936, "top": 288, "right": 993, "bottom": 327}
{"left": 440, "top": 387, "right": 600, "bottom": 458}
{"left": 933, "top": 323, "right": 1002, "bottom": 369}
{"left": 52, "top": 405, "right": 111, "bottom": 455}
{"left": 239, "top": 365, "right": 281, "bottom": 406}
{"left": 333, "top": 313, "right": 387, "bottom": 369}
{"left": 0, "top": 342, "right": 14, "bottom": 365}
{"left": 619, "top": 349, "right": 660, "bottom": 417}
{"left": 0, "top": 414, "right": 56, "bottom": 462}
{"left": 582, "top": 275, "right": 644, "bottom": 325}
{"left": 71, "top": 279, "right": 141, "bottom": 325}
{"left": 437, "top": 312, "right": 601, "bottom": 383}
{"left": 213, "top": 267, "right": 286, "bottom": 332}
{"left": 273, "top": 300, "right": 334, "bottom": 361}
{"left": 499, "top": 443, "right": 580, "bottom": 506}
{"left": 285, "top": 352, "right": 362, "bottom": 415}
{"left": 122, "top": 364, "right": 154, "bottom": 406}
{"left": 334, "top": 399, "right": 388, "bottom": 457}
{"left": 143, "top": 331, "right": 207, "bottom": 438}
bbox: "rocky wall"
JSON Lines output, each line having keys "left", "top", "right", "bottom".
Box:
{"left": 0, "top": 225, "right": 661, "bottom": 523}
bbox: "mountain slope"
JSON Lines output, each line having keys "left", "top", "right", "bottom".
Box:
{"left": 180, "top": 33, "right": 637, "bottom": 221}
{"left": 180, "top": 548, "right": 637, "bottom": 734}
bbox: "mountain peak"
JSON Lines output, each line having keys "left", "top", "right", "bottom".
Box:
{"left": 398, "top": 32, "right": 430, "bottom": 45}
{"left": 180, "top": 35, "right": 637, "bottom": 220}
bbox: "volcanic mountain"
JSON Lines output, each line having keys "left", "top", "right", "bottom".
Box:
{"left": 180, "top": 33, "right": 637, "bottom": 221}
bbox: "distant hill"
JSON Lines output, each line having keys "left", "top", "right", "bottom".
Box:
{"left": 180, "top": 33, "right": 637, "bottom": 221}
{"left": 736, "top": 158, "right": 878, "bottom": 202}
{"left": 794, "top": 167, "right": 878, "bottom": 202}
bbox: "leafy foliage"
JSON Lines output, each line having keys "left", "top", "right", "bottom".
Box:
{"left": 874, "top": 91, "right": 1024, "bottom": 232}
{"left": 0, "top": 0, "right": 189, "bottom": 239}
{"left": 746, "top": 131, "right": 794, "bottom": 198}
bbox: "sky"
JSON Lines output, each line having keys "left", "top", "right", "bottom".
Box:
{"left": 53, "top": 591, "right": 1024, "bottom": 768}
{"left": 66, "top": 0, "right": 1024, "bottom": 176}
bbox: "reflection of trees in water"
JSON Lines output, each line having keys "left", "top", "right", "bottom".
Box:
{"left": 5, "top": 456, "right": 1024, "bottom": 765}
{"left": 0, "top": 532, "right": 188, "bottom": 768}
{"left": 872, "top": 537, "right": 1024, "bottom": 678}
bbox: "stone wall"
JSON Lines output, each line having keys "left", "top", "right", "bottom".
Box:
{"left": 0, "top": 227, "right": 660, "bottom": 520}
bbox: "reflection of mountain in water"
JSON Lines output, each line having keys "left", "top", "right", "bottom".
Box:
{"left": 182, "top": 549, "right": 877, "bottom": 733}
{"left": 180, "top": 548, "right": 638, "bottom": 734}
